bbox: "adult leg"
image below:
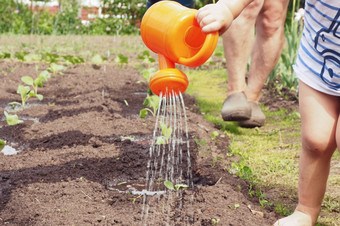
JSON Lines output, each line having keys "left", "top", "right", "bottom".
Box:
{"left": 221, "top": 0, "right": 263, "bottom": 121}
{"left": 245, "top": 0, "right": 289, "bottom": 102}
{"left": 275, "top": 81, "right": 339, "bottom": 225}
{"left": 236, "top": 0, "right": 289, "bottom": 128}
{"left": 222, "top": 0, "right": 263, "bottom": 96}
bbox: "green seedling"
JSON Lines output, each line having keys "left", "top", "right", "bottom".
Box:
{"left": 91, "top": 54, "right": 104, "bottom": 66}
{"left": 62, "top": 55, "right": 85, "bottom": 65}
{"left": 4, "top": 111, "right": 23, "bottom": 125}
{"left": 156, "top": 122, "right": 173, "bottom": 145}
{"left": 0, "top": 139, "right": 5, "bottom": 152}
{"left": 48, "top": 63, "right": 67, "bottom": 75}
{"left": 130, "top": 194, "right": 142, "bottom": 204}
{"left": 228, "top": 203, "right": 240, "bottom": 210}
{"left": 41, "top": 52, "right": 60, "bottom": 63}
{"left": 212, "top": 218, "right": 220, "bottom": 226}
{"left": 0, "top": 52, "right": 11, "bottom": 59}
{"left": 114, "top": 54, "right": 128, "bottom": 66}
{"left": 91, "top": 54, "right": 108, "bottom": 68}
{"left": 141, "top": 67, "right": 157, "bottom": 81}
{"left": 210, "top": 131, "right": 219, "bottom": 140}
{"left": 21, "top": 68, "right": 51, "bottom": 101}
{"left": 23, "top": 53, "right": 41, "bottom": 62}
{"left": 137, "top": 50, "right": 155, "bottom": 64}
{"left": 14, "top": 51, "right": 29, "bottom": 61}
{"left": 139, "top": 94, "right": 160, "bottom": 118}
{"left": 10, "top": 84, "right": 33, "bottom": 107}
{"left": 164, "top": 180, "right": 188, "bottom": 191}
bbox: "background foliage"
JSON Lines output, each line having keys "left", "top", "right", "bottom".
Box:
{"left": 0, "top": 0, "right": 305, "bottom": 36}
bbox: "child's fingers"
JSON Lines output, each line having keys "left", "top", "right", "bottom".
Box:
{"left": 197, "top": 15, "right": 216, "bottom": 29}
{"left": 201, "top": 21, "right": 223, "bottom": 33}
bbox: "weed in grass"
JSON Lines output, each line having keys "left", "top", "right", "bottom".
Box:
{"left": 274, "top": 202, "right": 293, "bottom": 216}
{"left": 322, "top": 195, "right": 340, "bottom": 213}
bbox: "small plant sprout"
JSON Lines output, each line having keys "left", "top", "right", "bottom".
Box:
{"left": 156, "top": 122, "right": 173, "bottom": 145}
{"left": 211, "top": 218, "right": 220, "bottom": 226}
{"left": 164, "top": 180, "right": 188, "bottom": 191}
{"left": 139, "top": 95, "right": 160, "bottom": 118}
{"left": 0, "top": 139, "right": 5, "bottom": 152}
{"left": 91, "top": 54, "right": 104, "bottom": 65}
{"left": 228, "top": 203, "right": 240, "bottom": 210}
{"left": 4, "top": 111, "right": 23, "bottom": 125}
{"left": 62, "top": 55, "right": 85, "bottom": 65}
{"left": 137, "top": 50, "right": 155, "bottom": 64}
{"left": 10, "top": 84, "right": 32, "bottom": 107}
{"left": 210, "top": 131, "right": 219, "bottom": 140}
{"left": 48, "top": 63, "right": 67, "bottom": 76}
{"left": 114, "top": 54, "right": 128, "bottom": 67}
{"left": 130, "top": 194, "right": 142, "bottom": 204}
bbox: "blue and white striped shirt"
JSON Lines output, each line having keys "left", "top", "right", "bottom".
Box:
{"left": 294, "top": 0, "right": 340, "bottom": 96}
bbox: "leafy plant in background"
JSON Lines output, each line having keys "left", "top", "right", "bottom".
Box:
{"left": 269, "top": 0, "right": 303, "bottom": 93}
{"left": 4, "top": 111, "right": 23, "bottom": 125}
{"left": 139, "top": 94, "right": 160, "bottom": 118}
{"left": 48, "top": 63, "right": 67, "bottom": 75}
{"left": 91, "top": 54, "right": 104, "bottom": 66}
{"left": 114, "top": 54, "right": 129, "bottom": 67}
{"left": 137, "top": 50, "right": 155, "bottom": 64}
{"left": 41, "top": 52, "right": 60, "bottom": 64}
{"left": 62, "top": 55, "right": 85, "bottom": 65}
{"left": 0, "top": 52, "right": 11, "bottom": 60}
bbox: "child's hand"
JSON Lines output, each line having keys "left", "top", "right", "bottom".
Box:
{"left": 195, "top": 2, "right": 233, "bottom": 34}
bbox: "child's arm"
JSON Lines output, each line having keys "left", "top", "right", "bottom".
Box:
{"left": 195, "top": 0, "right": 254, "bottom": 33}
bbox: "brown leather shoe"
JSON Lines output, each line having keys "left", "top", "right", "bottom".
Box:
{"left": 221, "top": 92, "right": 251, "bottom": 121}
{"left": 238, "top": 101, "right": 265, "bottom": 128}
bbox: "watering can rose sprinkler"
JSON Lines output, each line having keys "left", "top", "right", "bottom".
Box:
{"left": 141, "top": 1, "right": 219, "bottom": 97}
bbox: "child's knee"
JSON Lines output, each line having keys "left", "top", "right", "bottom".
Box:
{"left": 302, "top": 134, "right": 336, "bottom": 157}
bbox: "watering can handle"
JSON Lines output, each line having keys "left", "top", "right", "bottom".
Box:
{"left": 178, "top": 32, "right": 219, "bottom": 67}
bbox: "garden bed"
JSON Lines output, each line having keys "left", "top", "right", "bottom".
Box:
{"left": 0, "top": 61, "right": 280, "bottom": 225}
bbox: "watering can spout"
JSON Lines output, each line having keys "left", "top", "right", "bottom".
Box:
{"left": 158, "top": 54, "right": 175, "bottom": 70}
{"left": 141, "top": 1, "right": 218, "bottom": 97}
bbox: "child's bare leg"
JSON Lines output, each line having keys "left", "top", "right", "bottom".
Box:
{"left": 296, "top": 81, "right": 339, "bottom": 224}
{"left": 274, "top": 81, "right": 339, "bottom": 225}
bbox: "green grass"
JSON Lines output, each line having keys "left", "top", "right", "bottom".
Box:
{"left": 184, "top": 64, "right": 340, "bottom": 225}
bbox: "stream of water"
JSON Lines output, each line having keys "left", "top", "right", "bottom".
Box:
{"left": 142, "top": 91, "right": 193, "bottom": 225}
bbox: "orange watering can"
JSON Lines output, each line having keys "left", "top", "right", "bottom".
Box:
{"left": 141, "top": 1, "right": 219, "bottom": 97}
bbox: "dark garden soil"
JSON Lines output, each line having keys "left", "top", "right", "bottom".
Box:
{"left": 0, "top": 60, "right": 298, "bottom": 225}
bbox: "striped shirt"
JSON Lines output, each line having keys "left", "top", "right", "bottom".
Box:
{"left": 294, "top": 0, "right": 340, "bottom": 96}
